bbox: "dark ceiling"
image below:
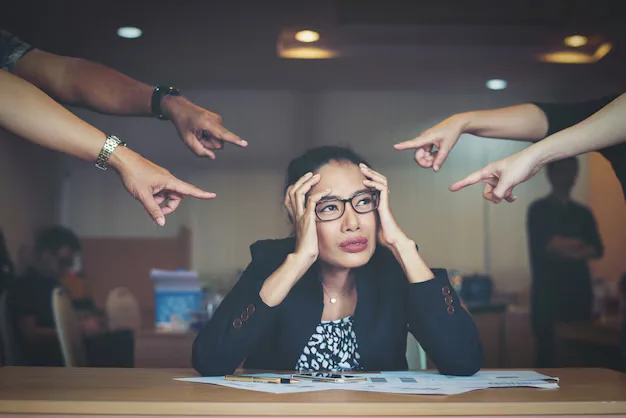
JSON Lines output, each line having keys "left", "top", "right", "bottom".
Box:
{"left": 1, "top": 0, "right": 625, "bottom": 98}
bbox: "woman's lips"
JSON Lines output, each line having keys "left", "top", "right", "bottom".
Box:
{"left": 339, "top": 237, "right": 368, "bottom": 253}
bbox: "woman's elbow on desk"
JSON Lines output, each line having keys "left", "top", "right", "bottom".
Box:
{"left": 436, "top": 341, "right": 484, "bottom": 377}
{"left": 191, "top": 333, "right": 239, "bottom": 377}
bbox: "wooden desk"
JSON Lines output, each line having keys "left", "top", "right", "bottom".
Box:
{"left": 1, "top": 367, "right": 626, "bottom": 417}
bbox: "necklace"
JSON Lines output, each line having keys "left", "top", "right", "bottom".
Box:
{"left": 320, "top": 281, "right": 354, "bottom": 304}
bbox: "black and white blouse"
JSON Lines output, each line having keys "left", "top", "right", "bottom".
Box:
{"left": 295, "top": 316, "right": 361, "bottom": 371}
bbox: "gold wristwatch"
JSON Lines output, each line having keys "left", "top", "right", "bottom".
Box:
{"left": 95, "top": 135, "right": 127, "bottom": 171}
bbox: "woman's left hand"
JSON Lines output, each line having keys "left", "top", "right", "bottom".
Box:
{"left": 360, "top": 164, "right": 410, "bottom": 250}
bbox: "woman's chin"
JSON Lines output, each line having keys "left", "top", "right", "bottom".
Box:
{"left": 321, "top": 250, "right": 374, "bottom": 269}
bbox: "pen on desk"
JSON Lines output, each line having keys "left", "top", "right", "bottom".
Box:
{"left": 225, "top": 375, "right": 296, "bottom": 384}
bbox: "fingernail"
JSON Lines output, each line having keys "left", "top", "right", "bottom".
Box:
{"left": 156, "top": 217, "right": 165, "bottom": 226}
{"left": 240, "top": 140, "right": 248, "bottom": 146}
{"left": 434, "top": 165, "right": 439, "bottom": 171}
{"left": 305, "top": 172, "right": 313, "bottom": 177}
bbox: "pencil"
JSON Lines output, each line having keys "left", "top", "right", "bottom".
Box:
{"left": 225, "top": 375, "right": 294, "bottom": 384}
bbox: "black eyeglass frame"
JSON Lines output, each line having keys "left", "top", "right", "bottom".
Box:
{"left": 314, "top": 190, "right": 380, "bottom": 222}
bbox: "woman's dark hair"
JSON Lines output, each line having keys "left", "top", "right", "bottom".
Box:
{"left": 284, "top": 146, "right": 371, "bottom": 193}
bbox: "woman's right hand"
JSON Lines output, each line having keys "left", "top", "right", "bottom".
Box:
{"left": 284, "top": 172, "right": 331, "bottom": 267}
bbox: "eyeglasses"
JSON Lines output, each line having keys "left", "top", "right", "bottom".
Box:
{"left": 314, "top": 190, "right": 380, "bottom": 222}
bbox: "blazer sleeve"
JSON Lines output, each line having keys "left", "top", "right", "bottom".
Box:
{"left": 406, "top": 269, "right": 484, "bottom": 376}
{"left": 192, "top": 240, "right": 286, "bottom": 376}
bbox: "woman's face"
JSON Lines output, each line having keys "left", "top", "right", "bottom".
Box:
{"left": 308, "top": 161, "right": 378, "bottom": 269}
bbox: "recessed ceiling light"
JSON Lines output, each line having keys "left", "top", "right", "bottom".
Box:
{"left": 539, "top": 43, "right": 612, "bottom": 64}
{"left": 564, "top": 35, "right": 587, "bottom": 48}
{"left": 117, "top": 27, "right": 142, "bottom": 39}
{"left": 279, "top": 47, "right": 337, "bottom": 59}
{"left": 295, "top": 30, "right": 320, "bottom": 43}
{"left": 486, "top": 79, "right": 507, "bottom": 90}
{"left": 593, "top": 42, "right": 612, "bottom": 60}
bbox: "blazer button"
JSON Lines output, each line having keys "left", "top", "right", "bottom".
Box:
{"left": 447, "top": 305, "right": 455, "bottom": 315}
{"left": 444, "top": 295, "right": 453, "bottom": 305}
{"left": 247, "top": 304, "right": 256, "bottom": 315}
{"left": 241, "top": 312, "right": 249, "bottom": 322}
{"left": 442, "top": 286, "right": 451, "bottom": 296}
{"left": 233, "top": 318, "right": 243, "bottom": 329}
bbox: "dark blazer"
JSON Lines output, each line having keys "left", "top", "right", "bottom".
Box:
{"left": 192, "top": 238, "right": 483, "bottom": 376}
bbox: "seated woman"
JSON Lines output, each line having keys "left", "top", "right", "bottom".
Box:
{"left": 192, "top": 146, "right": 483, "bottom": 376}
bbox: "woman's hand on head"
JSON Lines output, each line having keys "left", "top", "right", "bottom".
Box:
{"left": 359, "top": 164, "right": 410, "bottom": 250}
{"left": 284, "top": 172, "right": 331, "bottom": 267}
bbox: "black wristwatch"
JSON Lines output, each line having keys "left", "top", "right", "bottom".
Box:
{"left": 151, "top": 85, "right": 181, "bottom": 120}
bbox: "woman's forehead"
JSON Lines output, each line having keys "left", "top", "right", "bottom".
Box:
{"left": 311, "top": 162, "right": 366, "bottom": 197}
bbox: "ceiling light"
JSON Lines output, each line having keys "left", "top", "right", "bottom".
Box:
{"left": 539, "top": 43, "right": 612, "bottom": 64}
{"left": 279, "top": 47, "right": 337, "bottom": 59}
{"left": 593, "top": 42, "right": 612, "bottom": 60}
{"left": 486, "top": 79, "right": 507, "bottom": 90}
{"left": 564, "top": 35, "right": 587, "bottom": 48}
{"left": 295, "top": 30, "right": 320, "bottom": 43}
{"left": 117, "top": 27, "right": 142, "bottom": 39}
{"left": 540, "top": 51, "right": 593, "bottom": 64}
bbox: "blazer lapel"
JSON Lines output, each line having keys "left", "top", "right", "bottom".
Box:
{"left": 352, "top": 263, "right": 379, "bottom": 369}
{"left": 279, "top": 263, "right": 324, "bottom": 368}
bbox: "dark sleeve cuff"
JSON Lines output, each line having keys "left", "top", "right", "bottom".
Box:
{"left": 0, "top": 29, "right": 34, "bottom": 72}
{"left": 226, "top": 283, "right": 277, "bottom": 337}
{"left": 408, "top": 268, "right": 459, "bottom": 316}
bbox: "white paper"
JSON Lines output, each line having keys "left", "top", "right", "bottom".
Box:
{"left": 338, "top": 383, "right": 479, "bottom": 395}
{"left": 377, "top": 370, "right": 558, "bottom": 382}
{"left": 175, "top": 374, "right": 332, "bottom": 394}
{"left": 175, "top": 370, "right": 559, "bottom": 395}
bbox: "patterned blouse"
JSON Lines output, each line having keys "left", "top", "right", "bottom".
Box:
{"left": 295, "top": 316, "right": 361, "bottom": 371}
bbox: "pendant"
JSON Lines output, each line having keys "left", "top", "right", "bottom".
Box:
{"left": 330, "top": 297, "right": 337, "bottom": 304}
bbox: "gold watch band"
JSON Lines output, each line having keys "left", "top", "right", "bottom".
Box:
{"left": 95, "top": 135, "right": 126, "bottom": 171}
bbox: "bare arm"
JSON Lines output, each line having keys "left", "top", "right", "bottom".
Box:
{"left": 0, "top": 69, "right": 215, "bottom": 225}
{"left": 463, "top": 104, "right": 549, "bottom": 141}
{"left": 258, "top": 254, "right": 312, "bottom": 307}
{"left": 450, "top": 94, "right": 626, "bottom": 203}
{"left": 394, "top": 104, "right": 549, "bottom": 171}
{"left": 13, "top": 49, "right": 247, "bottom": 158}
{"left": 546, "top": 237, "right": 601, "bottom": 261}
{"left": 14, "top": 50, "right": 152, "bottom": 115}
{"left": 0, "top": 68, "right": 106, "bottom": 161}
{"left": 528, "top": 94, "right": 626, "bottom": 167}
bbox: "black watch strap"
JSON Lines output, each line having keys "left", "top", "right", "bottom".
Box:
{"left": 152, "top": 85, "right": 181, "bottom": 120}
